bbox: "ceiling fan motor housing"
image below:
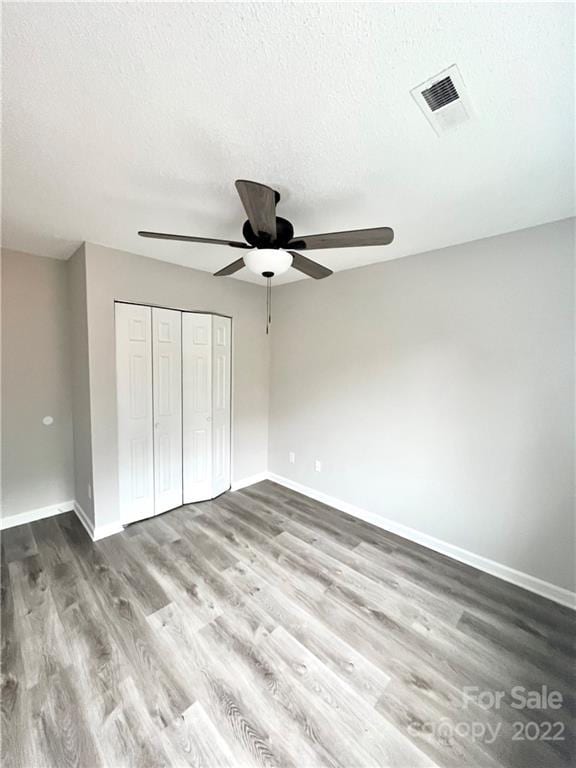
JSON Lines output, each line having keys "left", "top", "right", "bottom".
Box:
{"left": 242, "top": 216, "right": 294, "bottom": 248}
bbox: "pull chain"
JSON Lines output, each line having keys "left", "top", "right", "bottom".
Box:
{"left": 266, "top": 276, "right": 272, "bottom": 334}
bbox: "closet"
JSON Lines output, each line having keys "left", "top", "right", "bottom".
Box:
{"left": 115, "top": 302, "right": 231, "bottom": 525}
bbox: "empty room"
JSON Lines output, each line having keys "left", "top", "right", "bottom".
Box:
{"left": 1, "top": 3, "right": 574, "bottom": 767}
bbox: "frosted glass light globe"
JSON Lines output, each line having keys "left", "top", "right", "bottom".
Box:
{"left": 244, "top": 249, "right": 293, "bottom": 277}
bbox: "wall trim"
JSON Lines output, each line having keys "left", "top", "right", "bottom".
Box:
{"left": 231, "top": 472, "right": 269, "bottom": 492}
{"left": 73, "top": 501, "right": 94, "bottom": 537}
{"left": 74, "top": 501, "right": 124, "bottom": 542}
{"left": 0, "top": 500, "right": 75, "bottom": 530}
{"left": 266, "top": 473, "right": 576, "bottom": 610}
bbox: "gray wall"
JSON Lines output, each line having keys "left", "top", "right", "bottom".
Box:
{"left": 269, "top": 219, "right": 575, "bottom": 591}
{"left": 1, "top": 248, "right": 74, "bottom": 517}
{"left": 67, "top": 244, "right": 94, "bottom": 523}
{"left": 83, "top": 243, "right": 270, "bottom": 530}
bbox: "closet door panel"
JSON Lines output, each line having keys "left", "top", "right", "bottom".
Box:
{"left": 116, "top": 303, "right": 154, "bottom": 523}
{"left": 182, "top": 313, "right": 213, "bottom": 502}
{"left": 211, "top": 316, "right": 232, "bottom": 497}
{"left": 152, "top": 308, "right": 183, "bottom": 514}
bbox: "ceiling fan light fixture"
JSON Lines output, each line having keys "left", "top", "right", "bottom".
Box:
{"left": 244, "top": 248, "right": 293, "bottom": 278}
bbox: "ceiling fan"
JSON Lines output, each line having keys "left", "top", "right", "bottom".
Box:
{"left": 138, "top": 180, "right": 394, "bottom": 281}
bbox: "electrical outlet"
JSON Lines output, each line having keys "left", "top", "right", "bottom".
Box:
{"left": 289, "top": 451, "right": 295, "bottom": 464}
{"left": 88, "top": 483, "right": 92, "bottom": 500}
{"left": 315, "top": 460, "right": 322, "bottom": 473}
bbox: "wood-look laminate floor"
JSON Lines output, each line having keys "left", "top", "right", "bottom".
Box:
{"left": 1, "top": 481, "right": 574, "bottom": 768}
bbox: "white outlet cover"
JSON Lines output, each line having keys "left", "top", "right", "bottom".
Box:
{"left": 289, "top": 452, "right": 295, "bottom": 464}
{"left": 315, "top": 460, "right": 322, "bottom": 472}
{"left": 42, "top": 416, "right": 54, "bottom": 426}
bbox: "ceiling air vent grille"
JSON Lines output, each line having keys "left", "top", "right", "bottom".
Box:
{"left": 421, "top": 76, "right": 459, "bottom": 112}
{"left": 411, "top": 65, "right": 472, "bottom": 135}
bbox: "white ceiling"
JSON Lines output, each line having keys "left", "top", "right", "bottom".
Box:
{"left": 2, "top": 2, "right": 574, "bottom": 284}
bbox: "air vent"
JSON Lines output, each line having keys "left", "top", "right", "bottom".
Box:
{"left": 411, "top": 65, "right": 472, "bottom": 135}
{"left": 422, "top": 76, "right": 459, "bottom": 112}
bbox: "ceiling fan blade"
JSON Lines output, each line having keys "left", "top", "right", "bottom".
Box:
{"left": 289, "top": 251, "right": 333, "bottom": 280}
{"left": 235, "top": 180, "right": 278, "bottom": 241}
{"left": 214, "top": 257, "right": 245, "bottom": 277}
{"left": 138, "top": 231, "right": 249, "bottom": 248}
{"left": 288, "top": 226, "right": 394, "bottom": 251}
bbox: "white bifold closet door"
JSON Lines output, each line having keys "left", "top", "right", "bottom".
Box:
{"left": 211, "top": 315, "right": 232, "bottom": 497}
{"left": 116, "top": 303, "right": 155, "bottom": 523}
{"left": 116, "top": 303, "right": 183, "bottom": 524}
{"left": 182, "top": 313, "right": 231, "bottom": 503}
{"left": 152, "top": 307, "right": 183, "bottom": 514}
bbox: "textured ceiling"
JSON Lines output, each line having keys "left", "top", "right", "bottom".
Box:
{"left": 2, "top": 3, "right": 574, "bottom": 284}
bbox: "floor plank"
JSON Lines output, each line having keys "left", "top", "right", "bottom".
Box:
{"left": 2, "top": 524, "right": 38, "bottom": 563}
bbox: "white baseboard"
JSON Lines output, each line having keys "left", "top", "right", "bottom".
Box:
{"left": 231, "top": 472, "right": 269, "bottom": 492}
{"left": 0, "top": 497, "right": 122, "bottom": 543}
{"left": 93, "top": 522, "right": 124, "bottom": 541}
{"left": 0, "top": 500, "right": 75, "bottom": 531}
{"left": 267, "top": 473, "right": 576, "bottom": 610}
{"left": 73, "top": 502, "right": 124, "bottom": 542}
{"left": 73, "top": 501, "right": 94, "bottom": 538}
